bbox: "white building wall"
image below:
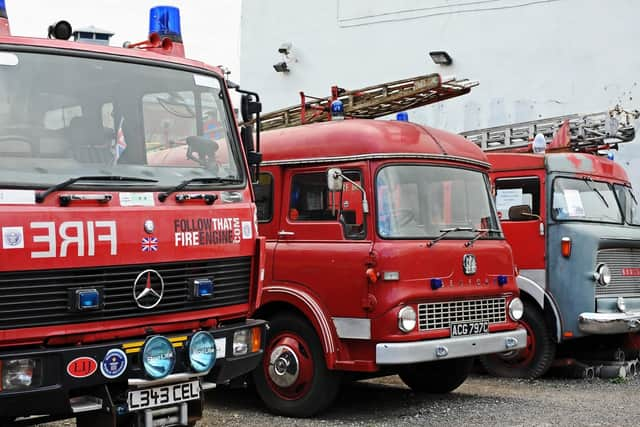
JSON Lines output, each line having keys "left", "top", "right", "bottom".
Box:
{"left": 240, "top": 0, "right": 640, "bottom": 183}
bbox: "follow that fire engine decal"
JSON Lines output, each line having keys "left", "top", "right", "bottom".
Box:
{"left": 174, "top": 217, "right": 253, "bottom": 247}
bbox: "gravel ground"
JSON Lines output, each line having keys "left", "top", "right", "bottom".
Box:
{"left": 39, "top": 373, "right": 640, "bottom": 427}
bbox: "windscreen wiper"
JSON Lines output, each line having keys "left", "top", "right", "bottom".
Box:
{"left": 36, "top": 176, "right": 158, "bottom": 203}
{"left": 583, "top": 177, "right": 609, "bottom": 208}
{"left": 427, "top": 227, "right": 473, "bottom": 247}
{"left": 464, "top": 228, "right": 502, "bottom": 247}
{"left": 158, "top": 176, "right": 242, "bottom": 202}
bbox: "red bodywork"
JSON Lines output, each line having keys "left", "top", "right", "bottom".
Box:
{"left": 256, "top": 119, "right": 523, "bottom": 372}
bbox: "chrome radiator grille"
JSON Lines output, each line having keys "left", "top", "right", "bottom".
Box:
{"left": 596, "top": 248, "right": 640, "bottom": 297}
{"left": 418, "top": 298, "right": 507, "bottom": 331}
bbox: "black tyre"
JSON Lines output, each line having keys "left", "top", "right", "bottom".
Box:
{"left": 399, "top": 357, "right": 473, "bottom": 393}
{"left": 479, "top": 300, "right": 556, "bottom": 379}
{"left": 252, "top": 313, "right": 341, "bottom": 417}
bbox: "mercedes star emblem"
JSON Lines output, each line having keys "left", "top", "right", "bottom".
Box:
{"left": 133, "top": 269, "right": 164, "bottom": 309}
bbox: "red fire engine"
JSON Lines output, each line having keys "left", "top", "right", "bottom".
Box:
{"left": 247, "top": 75, "right": 526, "bottom": 417}
{"left": 462, "top": 110, "right": 640, "bottom": 378}
{"left": 0, "top": 4, "right": 266, "bottom": 426}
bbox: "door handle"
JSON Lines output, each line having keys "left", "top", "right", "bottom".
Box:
{"left": 278, "top": 230, "right": 295, "bottom": 237}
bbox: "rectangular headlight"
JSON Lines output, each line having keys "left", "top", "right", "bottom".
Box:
{"left": 1, "top": 358, "right": 42, "bottom": 391}
{"left": 232, "top": 330, "right": 250, "bottom": 356}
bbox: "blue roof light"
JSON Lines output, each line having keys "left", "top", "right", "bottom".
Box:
{"left": 0, "top": 0, "right": 7, "bottom": 19}
{"left": 396, "top": 112, "right": 409, "bottom": 121}
{"left": 149, "top": 6, "right": 182, "bottom": 42}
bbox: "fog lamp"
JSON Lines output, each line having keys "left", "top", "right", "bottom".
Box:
{"left": 188, "top": 331, "right": 216, "bottom": 373}
{"left": 142, "top": 336, "right": 175, "bottom": 379}
{"left": 398, "top": 306, "right": 417, "bottom": 333}
{"left": 508, "top": 297, "right": 524, "bottom": 321}
{"left": 233, "top": 330, "right": 250, "bottom": 356}
{"left": 617, "top": 296, "right": 626, "bottom": 312}
{"left": 1, "top": 359, "right": 40, "bottom": 391}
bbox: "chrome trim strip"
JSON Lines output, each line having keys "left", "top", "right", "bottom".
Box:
{"left": 261, "top": 152, "right": 490, "bottom": 168}
{"left": 128, "top": 373, "right": 204, "bottom": 388}
{"left": 332, "top": 317, "right": 371, "bottom": 339}
{"left": 376, "top": 328, "right": 527, "bottom": 365}
{"left": 578, "top": 311, "right": 640, "bottom": 334}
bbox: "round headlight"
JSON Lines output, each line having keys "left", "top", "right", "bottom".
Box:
{"left": 508, "top": 297, "right": 524, "bottom": 321}
{"left": 398, "top": 306, "right": 417, "bottom": 333}
{"left": 142, "top": 336, "right": 176, "bottom": 379}
{"left": 189, "top": 331, "right": 217, "bottom": 373}
{"left": 595, "top": 264, "right": 612, "bottom": 287}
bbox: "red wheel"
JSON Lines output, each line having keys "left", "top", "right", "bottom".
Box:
{"left": 479, "top": 300, "right": 556, "bottom": 379}
{"left": 253, "top": 313, "right": 340, "bottom": 417}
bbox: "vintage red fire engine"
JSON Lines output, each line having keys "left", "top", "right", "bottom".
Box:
{"left": 0, "top": 4, "right": 266, "bottom": 426}
{"left": 251, "top": 117, "right": 527, "bottom": 417}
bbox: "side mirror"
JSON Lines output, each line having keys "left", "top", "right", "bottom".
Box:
{"left": 240, "top": 125, "right": 255, "bottom": 153}
{"left": 241, "top": 94, "right": 262, "bottom": 123}
{"left": 327, "top": 168, "right": 344, "bottom": 191}
{"left": 508, "top": 204, "right": 534, "bottom": 221}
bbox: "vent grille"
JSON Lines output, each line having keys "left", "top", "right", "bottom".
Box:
{"left": 596, "top": 248, "right": 640, "bottom": 297}
{"left": 0, "top": 257, "right": 251, "bottom": 330}
{"left": 418, "top": 298, "right": 507, "bottom": 331}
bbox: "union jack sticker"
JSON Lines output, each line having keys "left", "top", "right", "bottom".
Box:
{"left": 142, "top": 236, "right": 158, "bottom": 252}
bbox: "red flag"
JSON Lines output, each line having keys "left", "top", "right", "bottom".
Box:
{"left": 548, "top": 119, "right": 570, "bottom": 150}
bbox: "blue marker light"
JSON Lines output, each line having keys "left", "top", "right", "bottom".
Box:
{"left": 497, "top": 275, "right": 508, "bottom": 286}
{"left": 195, "top": 279, "right": 214, "bottom": 297}
{"left": 0, "top": 0, "right": 7, "bottom": 19}
{"left": 431, "top": 278, "right": 443, "bottom": 290}
{"left": 149, "top": 6, "right": 182, "bottom": 42}
{"left": 76, "top": 289, "right": 101, "bottom": 310}
{"left": 607, "top": 150, "right": 615, "bottom": 161}
{"left": 396, "top": 112, "right": 409, "bottom": 121}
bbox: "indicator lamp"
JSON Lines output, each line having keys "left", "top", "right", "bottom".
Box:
{"left": 149, "top": 6, "right": 182, "bottom": 42}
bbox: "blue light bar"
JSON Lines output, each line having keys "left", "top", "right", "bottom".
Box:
{"left": 430, "top": 278, "right": 443, "bottom": 290}
{"left": 76, "top": 289, "right": 101, "bottom": 310}
{"left": 497, "top": 275, "right": 508, "bottom": 286}
{"left": 149, "top": 6, "right": 182, "bottom": 42}
{"left": 0, "top": 0, "right": 7, "bottom": 19}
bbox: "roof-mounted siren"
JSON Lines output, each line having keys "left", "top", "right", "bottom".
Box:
{"left": 148, "top": 5, "right": 184, "bottom": 57}
{"left": 0, "top": 0, "right": 11, "bottom": 36}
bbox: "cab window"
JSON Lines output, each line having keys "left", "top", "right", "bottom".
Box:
{"left": 495, "top": 177, "right": 540, "bottom": 220}
{"left": 290, "top": 171, "right": 366, "bottom": 239}
{"left": 255, "top": 173, "right": 274, "bottom": 222}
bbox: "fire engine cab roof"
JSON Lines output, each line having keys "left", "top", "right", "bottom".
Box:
{"left": 487, "top": 152, "right": 629, "bottom": 183}
{"left": 260, "top": 119, "right": 490, "bottom": 168}
{"left": 0, "top": 36, "right": 223, "bottom": 75}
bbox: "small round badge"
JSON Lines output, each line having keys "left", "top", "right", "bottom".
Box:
{"left": 100, "top": 348, "right": 128, "bottom": 379}
{"left": 144, "top": 220, "right": 155, "bottom": 234}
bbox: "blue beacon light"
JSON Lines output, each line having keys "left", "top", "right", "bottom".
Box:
{"left": 431, "top": 278, "right": 443, "bottom": 290}
{"left": 0, "top": 0, "right": 7, "bottom": 18}
{"left": 396, "top": 112, "right": 409, "bottom": 121}
{"left": 149, "top": 6, "right": 182, "bottom": 42}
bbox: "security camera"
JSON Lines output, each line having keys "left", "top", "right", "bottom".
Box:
{"left": 273, "top": 62, "right": 290, "bottom": 73}
{"left": 278, "top": 42, "right": 292, "bottom": 55}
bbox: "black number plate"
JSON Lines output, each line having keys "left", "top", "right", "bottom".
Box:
{"left": 450, "top": 321, "right": 489, "bottom": 337}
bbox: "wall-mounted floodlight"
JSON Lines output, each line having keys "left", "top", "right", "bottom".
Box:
{"left": 429, "top": 50, "right": 453, "bottom": 66}
{"left": 273, "top": 61, "right": 290, "bottom": 73}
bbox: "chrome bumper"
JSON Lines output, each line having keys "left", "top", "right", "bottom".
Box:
{"left": 375, "top": 328, "right": 527, "bottom": 365}
{"left": 578, "top": 311, "right": 640, "bottom": 334}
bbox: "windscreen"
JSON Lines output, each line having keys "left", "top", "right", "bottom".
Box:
{"left": 0, "top": 49, "right": 242, "bottom": 188}
{"left": 614, "top": 184, "right": 640, "bottom": 225}
{"left": 376, "top": 165, "right": 501, "bottom": 239}
{"left": 552, "top": 178, "right": 621, "bottom": 223}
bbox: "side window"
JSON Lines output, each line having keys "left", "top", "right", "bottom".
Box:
{"left": 255, "top": 173, "right": 273, "bottom": 222}
{"left": 290, "top": 171, "right": 366, "bottom": 239}
{"left": 495, "top": 177, "right": 540, "bottom": 220}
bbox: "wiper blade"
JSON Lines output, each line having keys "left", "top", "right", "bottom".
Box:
{"left": 158, "top": 176, "right": 242, "bottom": 202}
{"left": 427, "top": 227, "right": 473, "bottom": 248}
{"left": 36, "top": 175, "right": 158, "bottom": 203}
{"left": 464, "top": 228, "right": 502, "bottom": 247}
{"left": 583, "top": 177, "right": 609, "bottom": 208}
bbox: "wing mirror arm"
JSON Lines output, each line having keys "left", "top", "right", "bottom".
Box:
{"left": 522, "top": 212, "right": 545, "bottom": 236}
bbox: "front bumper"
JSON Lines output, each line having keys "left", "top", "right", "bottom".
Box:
{"left": 578, "top": 311, "right": 640, "bottom": 334}
{"left": 376, "top": 328, "right": 527, "bottom": 365}
{"left": 0, "top": 319, "right": 266, "bottom": 420}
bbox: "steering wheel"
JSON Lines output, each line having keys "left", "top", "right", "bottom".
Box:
{"left": 0, "top": 135, "right": 35, "bottom": 144}
{"left": 389, "top": 208, "right": 415, "bottom": 227}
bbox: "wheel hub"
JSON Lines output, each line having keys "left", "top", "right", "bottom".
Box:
{"left": 268, "top": 345, "right": 299, "bottom": 387}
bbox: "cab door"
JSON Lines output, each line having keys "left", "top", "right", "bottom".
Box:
{"left": 272, "top": 164, "right": 373, "bottom": 327}
{"left": 493, "top": 174, "right": 546, "bottom": 270}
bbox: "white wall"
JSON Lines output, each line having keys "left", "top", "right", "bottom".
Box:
{"left": 240, "top": 0, "right": 640, "bottom": 184}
